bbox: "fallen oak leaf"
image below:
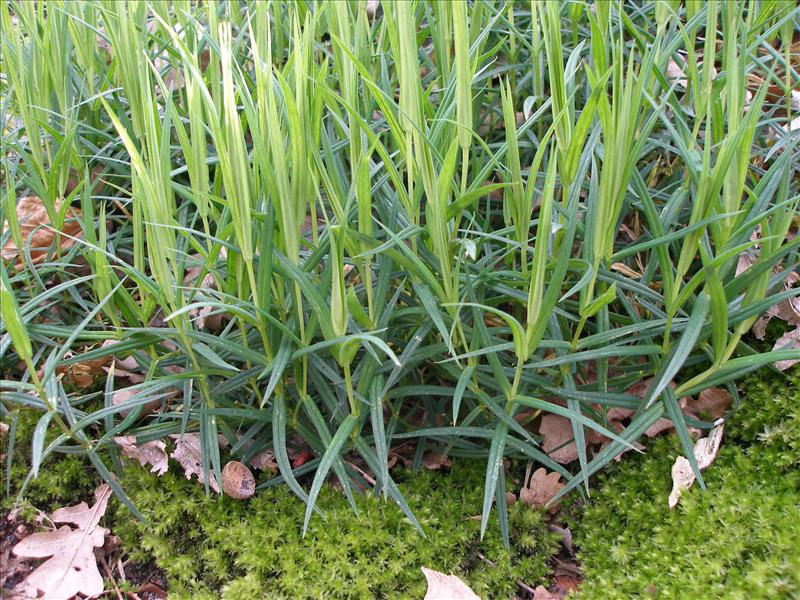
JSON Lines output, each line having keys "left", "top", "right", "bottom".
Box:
{"left": 684, "top": 387, "right": 732, "bottom": 421}
{"left": 421, "top": 567, "right": 480, "bottom": 600}
{"left": 668, "top": 420, "right": 724, "bottom": 508}
{"left": 519, "top": 465, "right": 564, "bottom": 513}
{"left": 113, "top": 435, "right": 169, "bottom": 476}
{"left": 539, "top": 414, "right": 578, "bottom": 464}
{"left": 170, "top": 433, "right": 220, "bottom": 493}
{"left": 12, "top": 484, "right": 111, "bottom": 600}
{"left": 1, "top": 196, "right": 83, "bottom": 268}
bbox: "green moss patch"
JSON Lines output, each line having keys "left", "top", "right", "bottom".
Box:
{"left": 574, "top": 371, "right": 800, "bottom": 599}
{"left": 2, "top": 410, "right": 97, "bottom": 513}
{"left": 112, "top": 461, "right": 559, "bottom": 599}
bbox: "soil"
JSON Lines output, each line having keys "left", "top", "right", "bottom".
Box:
{"left": 123, "top": 560, "right": 169, "bottom": 599}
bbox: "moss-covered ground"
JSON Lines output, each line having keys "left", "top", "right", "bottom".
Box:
{"left": 574, "top": 370, "right": 800, "bottom": 599}
{"left": 110, "top": 463, "right": 558, "bottom": 599}
{"left": 3, "top": 368, "right": 798, "bottom": 598}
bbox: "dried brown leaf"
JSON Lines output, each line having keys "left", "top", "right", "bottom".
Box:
{"left": 113, "top": 435, "right": 169, "bottom": 476}
{"left": 668, "top": 420, "right": 724, "bottom": 508}
{"left": 610, "top": 262, "right": 642, "bottom": 279}
{"left": 519, "top": 466, "right": 564, "bottom": 513}
{"left": 736, "top": 251, "right": 756, "bottom": 277}
{"left": 248, "top": 449, "right": 278, "bottom": 473}
{"left": 643, "top": 417, "right": 675, "bottom": 438}
{"left": 421, "top": 567, "right": 480, "bottom": 600}
{"left": 773, "top": 327, "right": 800, "bottom": 371}
{"left": 532, "top": 585, "right": 557, "bottom": 600}
{"left": 421, "top": 451, "right": 453, "bottom": 470}
{"left": 1, "top": 196, "right": 83, "bottom": 268}
{"left": 666, "top": 57, "right": 688, "bottom": 88}
{"left": 11, "top": 484, "right": 111, "bottom": 599}
{"left": 605, "top": 406, "right": 635, "bottom": 423}
{"left": 539, "top": 415, "right": 578, "bottom": 464}
{"left": 183, "top": 256, "right": 227, "bottom": 330}
{"left": 56, "top": 351, "right": 109, "bottom": 389}
{"left": 684, "top": 387, "right": 732, "bottom": 421}
{"left": 111, "top": 387, "right": 165, "bottom": 419}
{"left": 170, "top": 433, "right": 220, "bottom": 493}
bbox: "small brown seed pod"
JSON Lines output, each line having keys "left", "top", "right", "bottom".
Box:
{"left": 221, "top": 461, "right": 255, "bottom": 500}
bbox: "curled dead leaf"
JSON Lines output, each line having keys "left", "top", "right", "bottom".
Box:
{"left": 170, "top": 433, "right": 220, "bottom": 493}
{"left": 666, "top": 57, "right": 688, "bottom": 88}
{"left": 1, "top": 196, "right": 83, "bottom": 268}
{"left": 221, "top": 461, "right": 256, "bottom": 499}
{"left": 643, "top": 417, "right": 675, "bottom": 438}
{"left": 113, "top": 435, "right": 169, "bottom": 476}
{"left": 668, "top": 420, "right": 724, "bottom": 508}
{"left": 56, "top": 351, "right": 109, "bottom": 389}
{"left": 111, "top": 386, "right": 168, "bottom": 418}
{"left": 772, "top": 327, "right": 800, "bottom": 371}
{"left": 611, "top": 262, "right": 642, "bottom": 279}
{"left": 248, "top": 449, "right": 278, "bottom": 473}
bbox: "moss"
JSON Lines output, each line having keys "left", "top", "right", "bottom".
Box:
{"left": 574, "top": 369, "right": 800, "bottom": 599}
{"left": 111, "top": 461, "right": 559, "bottom": 599}
{"left": 2, "top": 410, "right": 97, "bottom": 512}
{"left": 727, "top": 370, "right": 800, "bottom": 470}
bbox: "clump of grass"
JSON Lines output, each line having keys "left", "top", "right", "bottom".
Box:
{"left": 1, "top": 0, "right": 798, "bottom": 542}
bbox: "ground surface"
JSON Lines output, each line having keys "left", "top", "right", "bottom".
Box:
{"left": 3, "top": 367, "right": 797, "bottom": 599}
